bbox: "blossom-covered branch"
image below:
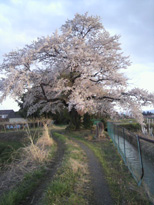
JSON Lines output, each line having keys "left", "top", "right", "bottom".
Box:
{"left": 0, "top": 13, "right": 154, "bottom": 124}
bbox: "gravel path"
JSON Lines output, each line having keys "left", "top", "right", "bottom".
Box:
{"left": 20, "top": 135, "right": 65, "bottom": 205}
{"left": 75, "top": 140, "right": 114, "bottom": 205}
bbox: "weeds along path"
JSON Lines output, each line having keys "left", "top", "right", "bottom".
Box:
{"left": 20, "top": 134, "right": 65, "bottom": 205}
{"left": 74, "top": 139, "right": 113, "bottom": 205}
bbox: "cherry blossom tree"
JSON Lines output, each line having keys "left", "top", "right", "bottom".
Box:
{"left": 0, "top": 13, "right": 154, "bottom": 128}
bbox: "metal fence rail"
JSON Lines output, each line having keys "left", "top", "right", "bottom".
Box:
{"left": 107, "top": 121, "right": 154, "bottom": 201}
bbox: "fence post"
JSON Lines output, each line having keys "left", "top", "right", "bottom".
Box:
{"left": 113, "top": 124, "right": 115, "bottom": 142}
{"left": 123, "top": 128, "right": 126, "bottom": 163}
{"left": 137, "top": 135, "right": 144, "bottom": 186}
{"left": 118, "top": 126, "right": 119, "bottom": 148}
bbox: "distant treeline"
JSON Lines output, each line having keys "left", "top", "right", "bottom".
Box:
{"left": 143, "top": 111, "right": 154, "bottom": 116}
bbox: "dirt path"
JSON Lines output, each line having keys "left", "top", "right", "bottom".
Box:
{"left": 3, "top": 132, "right": 113, "bottom": 205}
{"left": 75, "top": 140, "right": 114, "bottom": 205}
{"left": 20, "top": 135, "right": 65, "bottom": 205}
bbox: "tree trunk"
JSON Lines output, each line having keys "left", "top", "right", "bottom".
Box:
{"left": 67, "top": 108, "right": 81, "bottom": 130}
{"left": 94, "top": 122, "right": 104, "bottom": 139}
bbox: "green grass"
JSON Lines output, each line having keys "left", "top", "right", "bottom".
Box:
{"left": 43, "top": 132, "right": 90, "bottom": 205}
{"left": 65, "top": 130, "right": 151, "bottom": 205}
{"left": 0, "top": 131, "right": 89, "bottom": 205}
{"left": 119, "top": 123, "right": 141, "bottom": 132}
{"left": 0, "top": 168, "right": 46, "bottom": 205}
{"left": 0, "top": 128, "right": 44, "bottom": 168}
{"left": 115, "top": 118, "right": 141, "bottom": 132}
{"left": 117, "top": 118, "right": 137, "bottom": 124}
{"left": 0, "top": 141, "right": 23, "bottom": 168}
{"left": 0, "top": 143, "right": 57, "bottom": 205}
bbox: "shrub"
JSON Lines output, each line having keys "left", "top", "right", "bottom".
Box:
{"left": 83, "top": 113, "right": 93, "bottom": 129}
{"left": 120, "top": 123, "right": 141, "bottom": 132}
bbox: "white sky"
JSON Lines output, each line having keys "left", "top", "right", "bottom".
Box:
{"left": 0, "top": 0, "right": 154, "bottom": 111}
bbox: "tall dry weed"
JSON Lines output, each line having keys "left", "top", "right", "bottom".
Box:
{"left": 0, "top": 121, "right": 54, "bottom": 195}
{"left": 36, "top": 123, "right": 54, "bottom": 148}
{"left": 23, "top": 122, "right": 54, "bottom": 164}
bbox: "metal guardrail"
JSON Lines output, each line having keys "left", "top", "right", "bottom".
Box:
{"left": 107, "top": 122, "right": 154, "bottom": 185}
{"left": 107, "top": 121, "right": 154, "bottom": 201}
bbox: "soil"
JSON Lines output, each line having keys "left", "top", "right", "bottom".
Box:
{"left": 0, "top": 130, "right": 41, "bottom": 143}
{"left": 0, "top": 131, "right": 27, "bottom": 142}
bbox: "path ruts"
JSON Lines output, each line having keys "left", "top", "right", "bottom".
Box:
{"left": 75, "top": 140, "right": 113, "bottom": 205}
{"left": 20, "top": 135, "right": 65, "bottom": 205}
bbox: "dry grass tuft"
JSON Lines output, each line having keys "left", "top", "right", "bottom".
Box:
{"left": 85, "top": 135, "right": 93, "bottom": 141}
{"left": 71, "top": 149, "right": 80, "bottom": 154}
{"left": 36, "top": 123, "right": 54, "bottom": 147}
{"left": 66, "top": 139, "right": 79, "bottom": 147}
{"left": 22, "top": 122, "right": 54, "bottom": 163}
{"left": 0, "top": 122, "right": 55, "bottom": 195}
{"left": 69, "top": 157, "right": 88, "bottom": 175}
{"left": 22, "top": 142, "right": 48, "bottom": 164}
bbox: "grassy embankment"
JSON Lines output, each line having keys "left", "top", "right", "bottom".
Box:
{"left": 65, "top": 129, "right": 151, "bottom": 205}
{"left": 0, "top": 127, "right": 48, "bottom": 169}
{"left": 0, "top": 127, "right": 91, "bottom": 205}
{"left": 0, "top": 124, "right": 152, "bottom": 204}
{"left": 0, "top": 125, "right": 56, "bottom": 205}
{"left": 0, "top": 141, "right": 23, "bottom": 169}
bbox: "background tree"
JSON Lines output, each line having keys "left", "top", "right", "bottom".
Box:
{"left": 0, "top": 13, "right": 154, "bottom": 129}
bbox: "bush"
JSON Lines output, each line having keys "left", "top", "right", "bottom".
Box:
{"left": 120, "top": 123, "right": 141, "bottom": 132}
{"left": 66, "top": 108, "right": 81, "bottom": 130}
{"left": 83, "top": 113, "right": 93, "bottom": 129}
{"left": 52, "top": 109, "right": 69, "bottom": 125}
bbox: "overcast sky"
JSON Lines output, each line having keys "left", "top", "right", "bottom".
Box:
{"left": 0, "top": 0, "right": 154, "bottom": 111}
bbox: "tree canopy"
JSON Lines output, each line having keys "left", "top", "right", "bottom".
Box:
{"left": 0, "top": 13, "right": 154, "bottom": 124}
